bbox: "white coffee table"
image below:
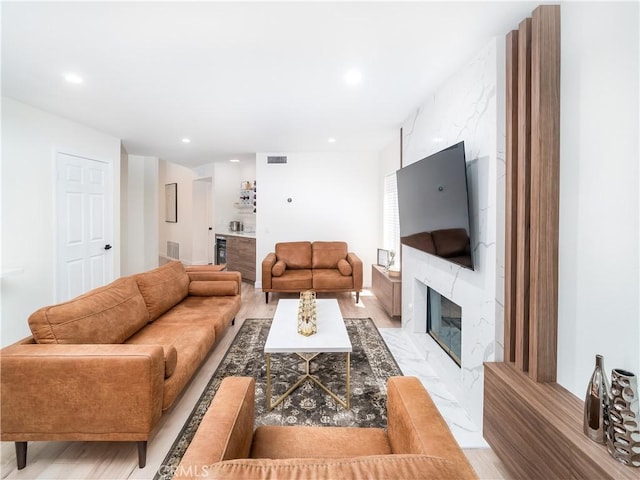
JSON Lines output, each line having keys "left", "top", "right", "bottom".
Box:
{"left": 264, "top": 298, "right": 352, "bottom": 411}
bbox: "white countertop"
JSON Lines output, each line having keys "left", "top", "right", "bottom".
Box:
{"left": 216, "top": 231, "right": 256, "bottom": 239}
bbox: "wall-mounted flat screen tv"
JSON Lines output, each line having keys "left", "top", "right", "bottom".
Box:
{"left": 396, "top": 141, "right": 474, "bottom": 270}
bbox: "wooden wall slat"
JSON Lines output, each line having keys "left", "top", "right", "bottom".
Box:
{"left": 529, "top": 5, "right": 561, "bottom": 383}
{"left": 504, "top": 30, "right": 519, "bottom": 363}
{"left": 515, "top": 17, "right": 532, "bottom": 373}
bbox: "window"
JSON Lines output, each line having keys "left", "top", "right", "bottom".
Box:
{"left": 383, "top": 173, "right": 400, "bottom": 265}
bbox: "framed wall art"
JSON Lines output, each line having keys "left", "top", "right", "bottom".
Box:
{"left": 377, "top": 248, "right": 390, "bottom": 268}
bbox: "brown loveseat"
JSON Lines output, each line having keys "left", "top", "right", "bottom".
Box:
{"left": 262, "top": 241, "right": 363, "bottom": 303}
{"left": 0, "top": 261, "right": 241, "bottom": 470}
{"left": 173, "top": 376, "right": 478, "bottom": 479}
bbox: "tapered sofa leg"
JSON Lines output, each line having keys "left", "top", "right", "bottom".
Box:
{"left": 231, "top": 317, "right": 235, "bottom": 326}
{"left": 137, "top": 441, "right": 147, "bottom": 468}
{"left": 15, "top": 442, "right": 27, "bottom": 470}
{"left": 356, "top": 292, "right": 360, "bottom": 303}
{"left": 265, "top": 292, "right": 269, "bottom": 304}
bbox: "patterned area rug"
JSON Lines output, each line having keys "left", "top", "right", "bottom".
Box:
{"left": 154, "top": 318, "right": 403, "bottom": 479}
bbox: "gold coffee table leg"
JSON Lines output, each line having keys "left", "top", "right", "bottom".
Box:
{"left": 266, "top": 353, "right": 271, "bottom": 410}
{"left": 346, "top": 352, "right": 350, "bottom": 409}
{"left": 266, "top": 351, "right": 351, "bottom": 411}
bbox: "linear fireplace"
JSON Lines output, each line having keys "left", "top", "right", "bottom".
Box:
{"left": 427, "top": 288, "right": 462, "bottom": 366}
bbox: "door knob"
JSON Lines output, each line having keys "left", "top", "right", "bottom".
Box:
{"left": 104, "top": 244, "right": 112, "bottom": 250}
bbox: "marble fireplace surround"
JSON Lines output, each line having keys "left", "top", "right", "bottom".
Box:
{"left": 408, "top": 277, "right": 467, "bottom": 401}
{"left": 399, "top": 36, "right": 505, "bottom": 431}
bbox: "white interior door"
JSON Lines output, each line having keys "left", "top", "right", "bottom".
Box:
{"left": 192, "top": 177, "right": 213, "bottom": 265}
{"left": 56, "top": 152, "right": 113, "bottom": 301}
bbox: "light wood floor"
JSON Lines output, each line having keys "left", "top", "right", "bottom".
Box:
{"left": 0, "top": 284, "right": 512, "bottom": 480}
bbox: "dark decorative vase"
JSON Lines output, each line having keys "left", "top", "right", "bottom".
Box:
{"left": 606, "top": 368, "right": 640, "bottom": 468}
{"left": 583, "top": 354, "right": 610, "bottom": 443}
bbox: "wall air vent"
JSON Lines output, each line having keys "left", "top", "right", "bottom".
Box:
{"left": 167, "top": 241, "right": 179, "bottom": 260}
{"left": 267, "top": 156, "right": 288, "bottom": 164}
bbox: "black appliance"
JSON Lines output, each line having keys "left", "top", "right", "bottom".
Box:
{"left": 215, "top": 236, "right": 227, "bottom": 265}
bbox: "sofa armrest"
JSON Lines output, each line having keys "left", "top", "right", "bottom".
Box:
{"left": 346, "top": 252, "right": 363, "bottom": 291}
{"left": 0, "top": 344, "right": 165, "bottom": 441}
{"left": 261, "top": 253, "right": 276, "bottom": 290}
{"left": 386, "top": 376, "right": 477, "bottom": 479}
{"left": 174, "top": 377, "right": 255, "bottom": 479}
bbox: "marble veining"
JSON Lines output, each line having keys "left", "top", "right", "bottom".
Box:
{"left": 399, "top": 37, "right": 504, "bottom": 428}
{"left": 379, "top": 328, "right": 488, "bottom": 448}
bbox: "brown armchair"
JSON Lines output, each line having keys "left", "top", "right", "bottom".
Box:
{"left": 173, "top": 376, "right": 478, "bottom": 479}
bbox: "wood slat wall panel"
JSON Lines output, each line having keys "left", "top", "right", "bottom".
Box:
{"left": 529, "top": 4, "right": 561, "bottom": 382}
{"left": 485, "top": 5, "right": 605, "bottom": 479}
{"left": 515, "top": 17, "right": 532, "bottom": 373}
{"left": 503, "top": 30, "right": 519, "bottom": 363}
{"left": 484, "top": 363, "right": 638, "bottom": 480}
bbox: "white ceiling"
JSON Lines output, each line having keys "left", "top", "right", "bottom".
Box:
{"left": 2, "top": 1, "right": 540, "bottom": 167}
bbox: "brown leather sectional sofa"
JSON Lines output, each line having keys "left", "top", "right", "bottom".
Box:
{"left": 173, "top": 376, "right": 478, "bottom": 479}
{"left": 0, "top": 261, "right": 241, "bottom": 470}
{"left": 261, "top": 241, "right": 363, "bottom": 303}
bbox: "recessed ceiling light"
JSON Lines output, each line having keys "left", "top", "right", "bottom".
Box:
{"left": 182, "top": 138, "right": 191, "bottom": 144}
{"left": 344, "top": 69, "right": 362, "bottom": 86}
{"left": 328, "top": 137, "right": 337, "bottom": 143}
{"left": 230, "top": 158, "right": 240, "bottom": 163}
{"left": 63, "top": 73, "right": 83, "bottom": 84}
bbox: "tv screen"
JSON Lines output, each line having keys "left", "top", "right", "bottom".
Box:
{"left": 396, "top": 141, "right": 474, "bottom": 269}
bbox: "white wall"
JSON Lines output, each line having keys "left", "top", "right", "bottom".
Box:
{"left": 557, "top": 2, "right": 640, "bottom": 395}
{"left": 1, "top": 97, "right": 121, "bottom": 346}
{"left": 379, "top": 133, "right": 401, "bottom": 179}
{"left": 121, "top": 154, "right": 159, "bottom": 275}
{"left": 399, "top": 38, "right": 504, "bottom": 427}
{"left": 158, "top": 160, "right": 196, "bottom": 263}
{"left": 255, "top": 152, "right": 379, "bottom": 289}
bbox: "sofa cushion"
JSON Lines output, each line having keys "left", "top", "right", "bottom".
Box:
{"left": 275, "top": 242, "right": 312, "bottom": 269}
{"left": 337, "top": 258, "right": 352, "bottom": 276}
{"left": 126, "top": 320, "right": 217, "bottom": 410}
{"left": 312, "top": 269, "right": 353, "bottom": 290}
{"left": 271, "top": 260, "right": 286, "bottom": 277}
{"left": 189, "top": 280, "right": 238, "bottom": 297}
{"left": 271, "top": 269, "right": 313, "bottom": 290}
{"left": 204, "top": 455, "right": 463, "bottom": 480}
{"left": 135, "top": 261, "right": 190, "bottom": 321}
{"left": 28, "top": 277, "right": 149, "bottom": 344}
{"left": 159, "top": 295, "right": 241, "bottom": 338}
{"left": 311, "top": 241, "right": 348, "bottom": 269}
{"left": 251, "top": 426, "right": 391, "bottom": 459}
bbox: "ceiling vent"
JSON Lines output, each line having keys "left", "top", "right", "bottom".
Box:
{"left": 267, "top": 156, "right": 288, "bottom": 165}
